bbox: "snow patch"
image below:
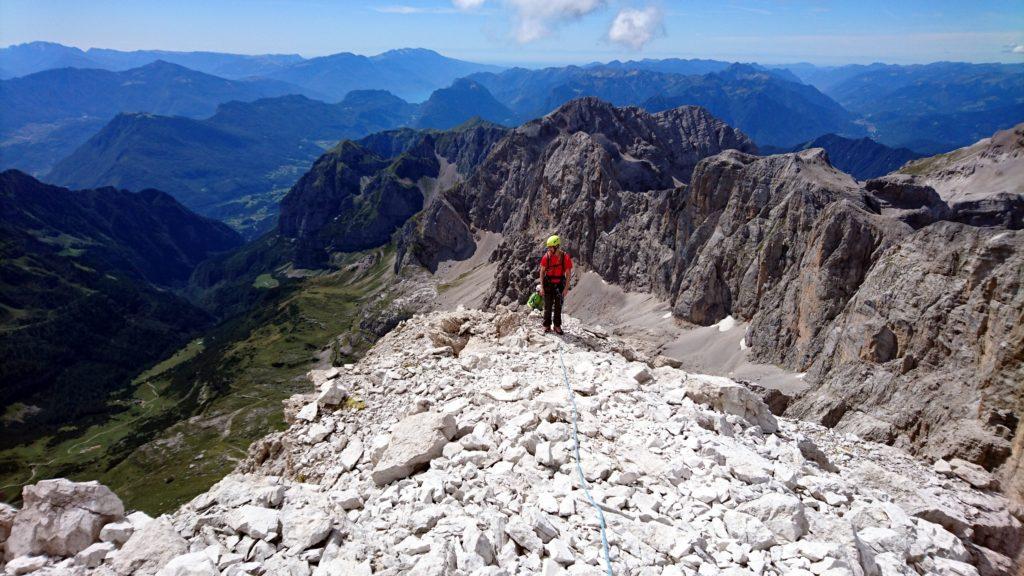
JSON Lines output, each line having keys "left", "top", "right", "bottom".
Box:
{"left": 716, "top": 315, "right": 737, "bottom": 332}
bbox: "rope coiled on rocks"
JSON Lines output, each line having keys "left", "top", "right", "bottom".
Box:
{"left": 555, "top": 337, "right": 614, "bottom": 575}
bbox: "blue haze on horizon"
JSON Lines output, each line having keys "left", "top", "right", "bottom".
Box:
{"left": 1, "top": 0, "right": 1022, "bottom": 67}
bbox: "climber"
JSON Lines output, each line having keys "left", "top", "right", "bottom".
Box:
{"left": 539, "top": 234, "right": 573, "bottom": 334}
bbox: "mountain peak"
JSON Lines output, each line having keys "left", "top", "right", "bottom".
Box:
{"left": 374, "top": 47, "right": 443, "bottom": 58}
{"left": 415, "top": 78, "right": 514, "bottom": 130}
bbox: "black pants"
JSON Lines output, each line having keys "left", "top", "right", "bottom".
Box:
{"left": 543, "top": 278, "right": 564, "bottom": 328}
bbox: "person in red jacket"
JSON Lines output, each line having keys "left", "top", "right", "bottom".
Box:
{"left": 539, "top": 235, "right": 572, "bottom": 334}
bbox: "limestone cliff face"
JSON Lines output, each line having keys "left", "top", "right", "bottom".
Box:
{"left": 791, "top": 223, "right": 1024, "bottom": 467}
{"left": 396, "top": 100, "right": 1023, "bottom": 495}
{"left": 398, "top": 97, "right": 758, "bottom": 291}
{"left": 280, "top": 122, "right": 506, "bottom": 267}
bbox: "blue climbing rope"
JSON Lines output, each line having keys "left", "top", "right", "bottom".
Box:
{"left": 554, "top": 337, "right": 614, "bottom": 576}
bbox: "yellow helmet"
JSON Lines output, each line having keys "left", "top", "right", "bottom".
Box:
{"left": 545, "top": 235, "right": 561, "bottom": 247}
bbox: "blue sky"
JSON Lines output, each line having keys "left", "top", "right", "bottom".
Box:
{"left": 1, "top": 0, "right": 1022, "bottom": 66}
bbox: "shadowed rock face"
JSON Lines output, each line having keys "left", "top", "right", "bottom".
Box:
{"left": 279, "top": 122, "right": 506, "bottom": 267}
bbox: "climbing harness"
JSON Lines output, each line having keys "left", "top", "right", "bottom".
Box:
{"left": 553, "top": 336, "right": 614, "bottom": 576}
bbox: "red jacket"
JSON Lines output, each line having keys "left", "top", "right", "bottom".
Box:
{"left": 541, "top": 251, "right": 572, "bottom": 280}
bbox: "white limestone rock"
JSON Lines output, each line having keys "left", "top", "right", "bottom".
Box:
{"left": 4, "top": 555, "right": 48, "bottom": 575}
{"left": 155, "top": 551, "right": 219, "bottom": 576}
{"left": 948, "top": 458, "right": 997, "bottom": 490}
{"left": 281, "top": 504, "right": 332, "bottom": 553}
{"left": 722, "top": 510, "right": 777, "bottom": 550}
{"left": 683, "top": 375, "right": 778, "bottom": 433}
{"left": 371, "top": 411, "right": 456, "bottom": 486}
{"left": 112, "top": 517, "right": 189, "bottom": 575}
{"left": 74, "top": 541, "right": 115, "bottom": 568}
{"left": 226, "top": 506, "right": 281, "bottom": 541}
{"left": 5, "top": 478, "right": 124, "bottom": 560}
{"left": 736, "top": 492, "right": 808, "bottom": 542}
{"left": 316, "top": 380, "right": 348, "bottom": 408}
{"left": 98, "top": 521, "right": 134, "bottom": 546}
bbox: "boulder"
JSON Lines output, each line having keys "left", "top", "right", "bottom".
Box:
{"left": 683, "top": 375, "right": 778, "bottom": 433}
{"left": 736, "top": 492, "right": 809, "bottom": 542}
{"left": 99, "top": 521, "right": 134, "bottom": 546}
{"left": 4, "top": 555, "right": 48, "bottom": 575}
{"left": 263, "top": 553, "right": 313, "bottom": 576}
{"left": 925, "top": 557, "right": 980, "bottom": 576}
{"left": 155, "top": 551, "right": 219, "bottom": 576}
{"left": 295, "top": 402, "right": 318, "bottom": 423}
{"left": 112, "top": 517, "right": 188, "bottom": 575}
{"left": 0, "top": 503, "right": 16, "bottom": 543}
{"left": 408, "top": 539, "right": 456, "bottom": 576}
{"left": 284, "top": 394, "right": 316, "bottom": 425}
{"left": 313, "top": 558, "right": 373, "bottom": 576}
{"left": 948, "top": 458, "right": 998, "bottom": 490}
{"left": 226, "top": 506, "right": 281, "bottom": 540}
{"left": 316, "top": 380, "right": 348, "bottom": 407}
{"left": 339, "top": 439, "right": 363, "bottom": 472}
{"left": 723, "top": 510, "right": 777, "bottom": 550}
{"left": 798, "top": 439, "right": 839, "bottom": 473}
{"left": 75, "top": 541, "right": 115, "bottom": 568}
{"left": 855, "top": 527, "right": 909, "bottom": 576}
{"left": 5, "top": 478, "right": 124, "bottom": 560}
{"left": 463, "top": 524, "right": 494, "bottom": 566}
{"left": 629, "top": 365, "right": 653, "bottom": 384}
{"left": 281, "top": 504, "right": 332, "bottom": 553}
{"left": 371, "top": 412, "right": 456, "bottom": 486}
{"left": 506, "top": 518, "right": 544, "bottom": 553}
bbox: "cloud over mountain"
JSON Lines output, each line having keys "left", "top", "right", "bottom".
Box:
{"left": 608, "top": 6, "right": 664, "bottom": 50}
{"left": 453, "top": 0, "right": 606, "bottom": 42}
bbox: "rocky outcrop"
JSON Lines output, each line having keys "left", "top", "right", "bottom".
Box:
{"left": 865, "top": 174, "right": 1024, "bottom": 230}
{"left": 278, "top": 122, "right": 507, "bottom": 268}
{"left": 7, "top": 309, "right": 1019, "bottom": 574}
{"left": 886, "top": 121, "right": 1024, "bottom": 230}
{"left": 5, "top": 479, "right": 124, "bottom": 561}
{"left": 787, "top": 134, "right": 923, "bottom": 180}
{"left": 399, "top": 97, "right": 758, "bottom": 283}
{"left": 791, "top": 223, "right": 1024, "bottom": 469}
{"left": 394, "top": 103, "right": 1021, "bottom": 504}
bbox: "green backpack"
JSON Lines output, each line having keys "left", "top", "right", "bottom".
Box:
{"left": 526, "top": 291, "right": 543, "bottom": 310}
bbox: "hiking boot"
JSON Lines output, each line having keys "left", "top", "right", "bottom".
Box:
{"left": 544, "top": 326, "right": 552, "bottom": 333}
{"left": 553, "top": 326, "right": 564, "bottom": 335}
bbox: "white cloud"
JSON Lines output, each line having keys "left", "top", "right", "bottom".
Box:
{"left": 451, "top": 0, "right": 605, "bottom": 42}
{"left": 506, "top": 0, "right": 606, "bottom": 43}
{"left": 1013, "top": 44, "right": 1024, "bottom": 54}
{"left": 607, "top": 6, "right": 663, "bottom": 50}
{"left": 376, "top": 5, "right": 459, "bottom": 13}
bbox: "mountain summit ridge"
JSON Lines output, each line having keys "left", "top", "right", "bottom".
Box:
{"left": 1, "top": 308, "right": 1019, "bottom": 574}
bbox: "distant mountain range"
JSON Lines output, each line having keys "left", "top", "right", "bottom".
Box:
{"left": 788, "top": 61, "right": 1024, "bottom": 153}
{"left": 0, "top": 170, "right": 241, "bottom": 442}
{"left": 467, "top": 63, "right": 863, "bottom": 147}
{"left": 45, "top": 81, "right": 516, "bottom": 237}
{"left": 0, "top": 42, "right": 501, "bottom": 101}
{"left": 46, "top": 92, "right": 415, "bottom": 237}
{"left": 783, "top": 134, "right": 923, "bottom": 180}
{"left": 260, "top": 47, "right": 502, "bottom": 102}
{"left": 1, "top": 41, "right": 1021, "bottom": 234}
{"left": 0, "top": 60, "right": 302, "bottom": 175}
{"left": 0, "top": 41, "right": 303, "bottom": 79}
